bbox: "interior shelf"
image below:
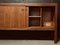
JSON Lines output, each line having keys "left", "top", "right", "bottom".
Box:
{"left": 29, "top": 16, "right": 42, "bottom": 18}
{"left": 28, "top": 26, "right": 55, "bottom": 30}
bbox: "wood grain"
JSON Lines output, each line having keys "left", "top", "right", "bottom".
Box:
{"left": 0, "top": 6, "right": 27, "bottom": 29}
{"left": 0, "top": 3, "right": 57, "bottom": 6}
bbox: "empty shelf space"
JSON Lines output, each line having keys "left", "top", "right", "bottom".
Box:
{"left": 29, "top": 7, "right": 42, "bottom": 16}
{"left": 29, "top": 17, "right": 40, "bottom": 27}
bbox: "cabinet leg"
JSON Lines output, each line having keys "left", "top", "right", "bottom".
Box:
{"left": 54, "top": 29, "right": 58, "bottom": 43}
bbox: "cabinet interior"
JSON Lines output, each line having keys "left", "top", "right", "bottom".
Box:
{"left": 29, "top": 6, "right": 55, "bottom": 27}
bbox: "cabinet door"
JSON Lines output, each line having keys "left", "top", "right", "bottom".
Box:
{"left": 0, "top": 6, "right": 27, "bottom": 29}
{"left": 0, "top": 6, "right": 14, "bottom": 28}
{"left": 14, "top": 6, "right": 28, "bottom": 28}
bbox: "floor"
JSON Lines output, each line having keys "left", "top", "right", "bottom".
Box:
{"left": 0, "top": 40, "right": 59, "bottom": 45}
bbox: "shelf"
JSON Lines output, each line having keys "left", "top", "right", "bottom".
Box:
{"left": 29, "top": 16, "right": 42, "bottom": 18}
{"left": 28, "top": 26, "right": 55, "bottom": 30}
{"left": 0, "top": 26, "right": 55, "bottom": 31}
{"left": 1, "top": 26, "right": 54, "bottom": 31}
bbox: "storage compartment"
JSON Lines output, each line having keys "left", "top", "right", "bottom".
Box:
{"left": 29, "top": 7, "right": 40, "bottom": 16}
{"left": 29, "top": 17, "right": 40, "bottom": 27}
{"left": 29, "top": 6, "right": 55, "bottom": 28}
{"left": 29, "top": 7, "right": 42, "bottom": 27}
{"left": 42, "top": 7, "right": 55, "bottom": 27}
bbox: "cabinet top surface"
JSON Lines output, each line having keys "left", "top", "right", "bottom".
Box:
{"left": 0, "top": 3, "right": 57, "bottom": 6}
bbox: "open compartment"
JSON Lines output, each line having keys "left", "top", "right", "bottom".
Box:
{"left": 42, "top": 6, "right": 55, "bottom": 27}
{"left": 29, "top": 6, "right": 42, "bottom": 27}
{"left": 28, "top": 6, "right": 55, "bottom": 28}
{"left": 29, "top": 17, "right": 40, "bottom": 27}
{"left": 29, "top": 7, "right": 41, "bottom": 17}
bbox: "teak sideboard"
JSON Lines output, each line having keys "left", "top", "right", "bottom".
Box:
{"left": 0, "top": 3, "right": 58, "bottom": 43}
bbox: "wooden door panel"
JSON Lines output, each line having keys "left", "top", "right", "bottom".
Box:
{"left": 0, "top": 6, "right": 27, "bottom": 29}
{"left": 13, "top": 6, "right": 21, "bottom": 28}
{"left": 14, "top": 6, "right": 28, "bottom": 28}
{"left": 19, "top": 6, "right": 27, "bottom": 28}
{"left": 0, "top": 6, "right": 5, "bottom": 28}
{"left": 0, "top": 6, "right": 15, "bottom": 28}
